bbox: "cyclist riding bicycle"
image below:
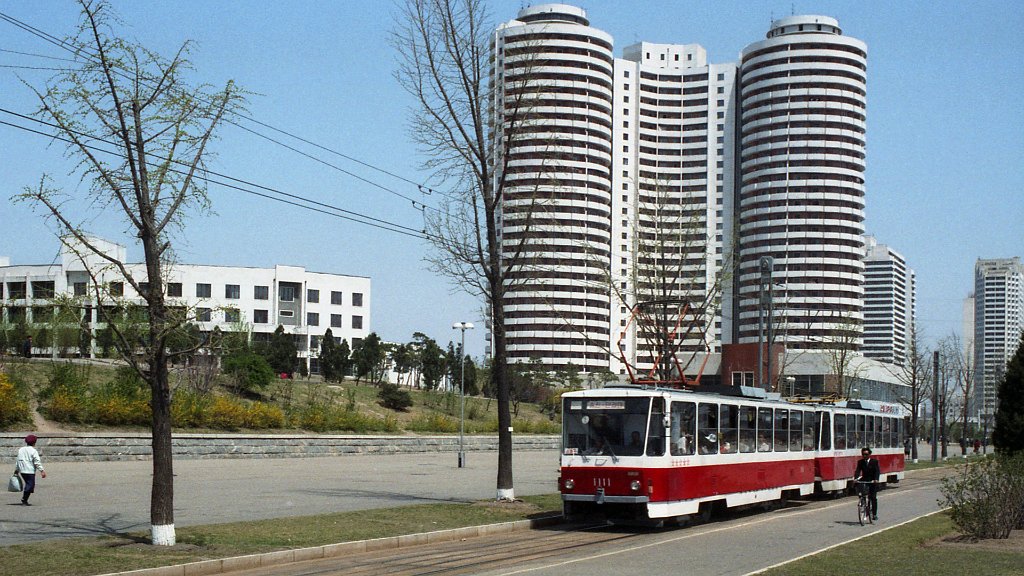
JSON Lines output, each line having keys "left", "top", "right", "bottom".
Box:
{"left": 854, "top": 446, "right": 881, "bottom": 520}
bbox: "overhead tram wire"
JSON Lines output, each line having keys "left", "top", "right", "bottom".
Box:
{"left": 0, "top": 109, "right": 434, "bottom": 241}
{"left": 0, "top": 10, "right": 463, "bottom": 209}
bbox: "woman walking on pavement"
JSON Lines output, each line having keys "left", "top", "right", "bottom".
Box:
{"left": 15, "top": 434, "right": 46, "bottom": 505}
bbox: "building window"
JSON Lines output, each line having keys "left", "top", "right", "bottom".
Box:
{"left": 307, "top": 289, "right": 319, "bottom": 303}
{"left": 7, "top": 282, "right": 26, "bottom": 299}
{"left": 352, "top": 315, "right": 363, "bottom": 329}
{"left": 280, "top": 285, "right": 295, "bottom": 302}
{"left": 196, "top": 283, "right": 211, "bottom": 298}
{"left": 623, "top": 95, "right": 629, "bottom": 103}
{"left": 254, "top": 309, "right": 269, "bottom": 324}
{"left": 254, "top": 285, "right": 269, "bottom": 300}
{"left": 717, "top": 73, "right": 725, "bottom": 81}
{"left": 717, "top": 99, "right": 724, "bottom": 107}
{"left": 307, "top": 312, "right": 319, "bottom": 326}
{"left": 331, "top": 314, "right": 342, "bottom": 328}
{"left": 623, "top": 70, "right": 629, "bottom": 78}
{"left": 32, "top": 281, "right": 55, "bottom": 298}
{"left": 225, "top": 284, "right": 240, "bottom": 299}
{"left": 139, "top": 282, "right": 150, "bottom": 296}
{"left": 110, "top": 282, "right": 124, "bottom": 297}
{"left": 196, "top": 308, "right": 211, "bottom": 322}
{"left": 717, "top": 86, "right": 724, "bottom": 94}
{"left": 167, "top": 282, "right": 182, "bottom": 297}
{"left": 224, "top": 308, "right": 240, "bottom": 323}
{"left": 73, "top": 282, "right": 88, "bottom": 297}
{"left": 352, "top": 293, "right": 363, "bottom": 307}
{"left": 331, "top": 291, "right": 343, "bottom": 305}
{"left": 280, "top": 310, "right": 294, "bottom": 318}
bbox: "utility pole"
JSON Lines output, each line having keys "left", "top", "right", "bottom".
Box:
{"left": 932, "top": 350, "right": 939, "bottom": 462}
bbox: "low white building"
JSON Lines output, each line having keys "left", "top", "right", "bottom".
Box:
{"left": 0, "top": 237, "right": 370, "bottom": 373}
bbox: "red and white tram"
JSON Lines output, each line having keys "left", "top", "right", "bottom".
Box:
{"left": 559, "top": 385, "right": 905, "bottom": 524}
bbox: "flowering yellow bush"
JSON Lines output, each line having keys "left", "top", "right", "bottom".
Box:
{"left": 244, "top": 402, "right": 285, "bottom": 429}
{"left": 93, "top": 395, "right": 150, "bottom": 426}
{"left": 0, "top": 374, "right": 31, "bottom": 426}
{"left": 47, "top": 387, "right": 88, "bottom": 423}
{"left": 205, "top": 396, "right": 247, "bottom": 430}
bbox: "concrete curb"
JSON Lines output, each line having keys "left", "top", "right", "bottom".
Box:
{"left": 99, "top": 514, "right": 564, "bottom": 576}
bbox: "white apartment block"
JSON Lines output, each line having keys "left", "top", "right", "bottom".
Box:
{"left": 973, "top": 257, "right": 1024, "bottom": 418}
{"left": 862, "top": 236, "right": 916, "bottom": 366}
{"left": 736, "top": 16, "right": 867, "bottom": 351}
{"left": 0, "top": 238, "right": 370, "bottom": 372}
{"left": 493, "top": 5, "right": 871, "bottom": 375}
{"left": 611, "top": 42, "right": 737, "bottom": 374}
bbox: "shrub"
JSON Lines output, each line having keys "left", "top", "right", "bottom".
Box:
{"left": 171, "top": 389, "right": 212, "bottom": 428}
{"left": 0, "top": 374, "right": 31, "bottom": 426}
{"left": 206, "top": 396, "right": 247, "bottom": 430}
{"left": 93, "top": 395, "right": 151, "bottom": 426}
{"left": 223, "top": 349, "right": 276, "bottom": 394}
{"left": 47, "top": 387, "right": 89, "bottom": 423}
{"left": 40, "top": 362, "right": 90, "bottom": 400}
{"left": 378, "top": 382, "right": 413, "bottom": 412}
{"left": 244, "top": 402, "right": 286, "bottom": 429}
{"left": 407, "top": 413, "right": 458, "bottom": 433}
{"left": 940, "top": 453, "right": 1024, "bottom": 539}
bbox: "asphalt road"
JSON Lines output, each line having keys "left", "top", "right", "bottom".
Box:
{"left": 0, "top": 449, "right": 561, "bottom": 546}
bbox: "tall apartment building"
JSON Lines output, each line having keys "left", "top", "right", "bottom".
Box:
{"left": 973, "top": 257, "right": 1024, "bottom": 418}
{"left": 736, "top": 16, "right": 868, "bottom": 352}
{"left": 494, "top": 6, "right": 869, "bottom": 375}
{"left": 494, "top": 5, "right": 614, "bottom": 371}
{"left": 0, "top": 238, "right": 371, "bottom": 372}
{"left": 611, "top": 43, "right": 737, "bottom": 373}
{"left": 862, "top": 236, "right": 916, "bottom": 365}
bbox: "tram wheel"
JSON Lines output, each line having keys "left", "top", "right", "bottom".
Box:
{"left": 697, "top": 502, "right": 713, "bottom": 523}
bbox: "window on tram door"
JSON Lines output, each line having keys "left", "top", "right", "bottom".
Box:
{"left": 698, "top": 403, "right": 719, "bottom": 454}
{"left": 670, "top": 401, "right": 696, "bottom": 456}
{"left": 757, "top": 407, "right": 773, "bottom": 451}
{"left": 789, "top": 410, "right": 803, "bottom": 452}
{"left": 719, "top": 404, "right": 739, "bottom": 454}
{"left": 847, "top": 414, "right": 858, "bottom": 449}
{"left": 562, "top": 397, "right": 652, "bottom": 457}
{"left": 647, "top": 399, "right": 666, "bottom": 456}
{"left": 803, "top": 411, "right": 815, "bottom": 450}
{"left": 820, "top": 412, "right": 832, "bottom": 450}
{"left": 834, "top": 413, "right": 846, "bottom": 449}
{"left": 880, "top": 418, "right": 891, "bottom": 448}
{"left": 856, "top": 414, "right": 866, "bottom": 449}
{"left": 774, "top": 409, "right": 789, "bottom": 451}
{"left": 739, "top": 406, "right": 757, "bottom": 453}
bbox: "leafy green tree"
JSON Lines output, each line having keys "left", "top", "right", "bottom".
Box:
{"left": 993, "top": 335, "right": 1024, "bottom": 455}
{"left": 378, "top": 381, "right": 413, "bottom": 411}
{"left": 413, "top": 333, "right": 446, "bottom": 391}
{"left": 390, "top": 342, "right": 415, "bottom": 386}
{"left": 335, "top": 339, "right": 352, "bottom": 380}
{"left": 319, "top": 329, "right": 338, "bottom": 381}
{"left": 261, "top": 325, "right": 297, "bottom": 376}
{"left": 222, "top": 348, "right": 275, "bottom": 395}
{"left": 352, "top": 332, "right": 386, "bottom": 384}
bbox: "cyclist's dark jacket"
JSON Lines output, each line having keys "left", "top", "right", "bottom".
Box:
{"left": 855, "top": 457, "right": 880, "bottom": 482}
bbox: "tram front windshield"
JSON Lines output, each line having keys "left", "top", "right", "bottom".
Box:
{"left": 563, "top": 397, "right": 653, "bottom": 457}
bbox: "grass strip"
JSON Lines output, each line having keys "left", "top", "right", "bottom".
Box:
{"left": 0, "top": 494, "right": 563, "bottom": 576}
{"left": 759, "top": 512, "right": 1024, "bottom": 576}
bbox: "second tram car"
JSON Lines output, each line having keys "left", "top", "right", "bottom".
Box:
{"left": 559, "top": 385, "right": 905, "bottom": 524}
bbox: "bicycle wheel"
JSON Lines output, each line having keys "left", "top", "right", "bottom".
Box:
{"left": 857, "top": 497, "right": 869, "bottom": 525}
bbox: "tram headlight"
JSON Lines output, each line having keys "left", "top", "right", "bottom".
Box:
{"left": 564, "top": 478, "right": 575, "bottom": 490}
{"left": 630, "top": 480, "right": 641, "bottom": 492}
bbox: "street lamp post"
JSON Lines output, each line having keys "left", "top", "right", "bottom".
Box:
{"left": 452, "top": 322, "right": 474, "bottom": 468}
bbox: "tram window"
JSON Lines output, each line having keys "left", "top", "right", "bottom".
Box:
{"left": 774, "top": 409, "right": 789, "bottom": 452}
{"left": 789, "top": 410, "right": 803, "bottom": 452}
{"left": 847, "top": 414, "right": 858, "bottom": 449}
{"left": 855, "top": 414, "right": 866, "bottom": 449}
{"left": 562, "top": 397, "right": 651, "bottom": 456}
{"left": 834, "top": 413, "right": 846, "bottom": 449}
{"left": 670, "top": 401, "right": 696, "bottom": 456}
{"left": 739, "top": 406, "right": 756, "bottom": 453}
{"left": 881, "top": 418, "right": 891, "bottom": 448}
{"left": 820, "top": 412, "right": 832, "bottom": 450}
{"left": 803, "top": 410, "right": 815, "bottom": 450}
{"left": 720, "top": 404, "right": 739, "bottom": 454}
{"left": 870, "top": 416, "right": 879, "bottom": 448}
{"left": 757, "top": 407, "right": 773, "bottom": 451}
{"left": 647, "top": 399, "right": 665, "bottom": 456}
{"left": 698, "top": 403, "right": 719, "bottom": 454}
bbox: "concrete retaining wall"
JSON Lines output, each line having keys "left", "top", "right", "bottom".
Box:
{"left": 0, "top": 433, "right": 560, "bottom": 462}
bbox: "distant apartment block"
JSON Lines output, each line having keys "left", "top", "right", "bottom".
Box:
{"left": 0, "top": 237, "right": 370, "bottom": 372}
{"left": 973, "top": 257, "right": 1024, "bottom": 418}
{"left": 862, "top": 236, "right": 916, "bottom": 365}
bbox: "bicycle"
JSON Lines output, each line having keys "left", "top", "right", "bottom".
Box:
{"left": 854, "top": 480, "right": 875, "bottom": 525}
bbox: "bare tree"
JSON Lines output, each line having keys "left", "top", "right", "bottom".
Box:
{"left": 392, "top": 0, "right": 548, "bottom": 500}
{"left": 888, "top": 323, "right": 932, "bottom": 461}
{"left": 821, "top": 314, "right": 865, "bottom": 398}
{"left": 945, "top": 333, "right": 977, "bottom": 456}
{"left": 16, "top": 0, "right": 242, "bottom": 545}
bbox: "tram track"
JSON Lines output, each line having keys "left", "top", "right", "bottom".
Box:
{"left": 222, "top": 471, "right": 948, "bottom": 576}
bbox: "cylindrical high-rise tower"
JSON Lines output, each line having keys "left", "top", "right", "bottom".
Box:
{"left": 737, "top": 16, "right": 867, "bottom": 351}
{"left": 494, "top": 5, "right": 614, "bottom": 370}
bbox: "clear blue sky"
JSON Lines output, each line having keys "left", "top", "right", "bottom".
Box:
{"left": 1, "top": 1, "right": 1021, "bottom": 357}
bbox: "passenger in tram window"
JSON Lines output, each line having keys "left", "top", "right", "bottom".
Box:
{"left": 585, "top": 437, "right": 608, "bottom": 456}
{"left": 699, "top": 433, "right": 718, "bottom": 455}
{"left": 629, "top": 430, "right": 644, "bottom": 455}
{"left": 758, "top": 434, "right": 771, "bottom": 452}
{"left": 720, "top": 440, "right": 734, "bottom": 454}
{"left": 675, "top": 433, "right": 693, "bottom": 456}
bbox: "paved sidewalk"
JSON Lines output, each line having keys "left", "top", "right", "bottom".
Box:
{"left": 0, "top": 449, "right": 560, "bottom": 546}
